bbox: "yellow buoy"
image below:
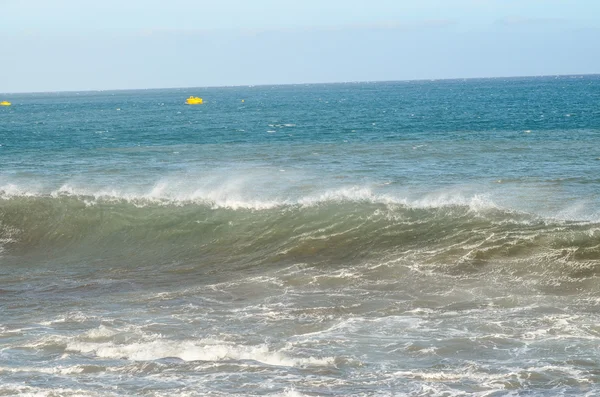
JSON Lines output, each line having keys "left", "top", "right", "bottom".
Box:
{"left": 186, "top": 96, "right": 203, "bottom": 105}
{"left": 241, "top": 99, "right": 245, "bottom": 103}
{"left": 0, "top": 101, "right": 11, "bottom": 106}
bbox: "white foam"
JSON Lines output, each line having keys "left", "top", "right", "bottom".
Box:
{"left": 8, "top": 177, "right": 595, "bottom": 224}
{"left": 38, "top": 312, "right": 99, "bottom": 326}
{"left": 48, "top": 180, "right": 285, "bottom": 210}
{"left": 272, "top": 389, "right": 308, "bottom": 397}
{"left": 0, "top": 384, "right": 103, "bottom": 397}
{"left": 82, "top": 325, "right": 119, "bottom": 340}
{"left": 297, "top": 186, "right": 387, "bottom": 206}
{"left": 66, "top": 339, "right": 333, "bottom": 367}
{"left": 1, "top": 179, "right": 503, "bottom": 213}
{"left": 0, "top": 365, "right": 91, "bottom": 375}
{"left": 0, "top": 183, "right": 41, "bottom": 198}
{"left": 408, "top": 192, "right": 499, "bottom": 211}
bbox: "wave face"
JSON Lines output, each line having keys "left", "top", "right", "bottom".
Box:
{"left": 2, "top": 189, "right": 600, "bottom": 283}
{"left": 3, "top": 78, "right": 600, "bottom": 396}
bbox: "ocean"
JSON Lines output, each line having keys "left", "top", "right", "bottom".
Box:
{"left": 1, "top": 76, "right": 600, "bottom": 396}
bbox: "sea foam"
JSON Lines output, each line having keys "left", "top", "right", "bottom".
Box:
{"left": 66, "top": 339, "right": 333, "bottom": 367}
{"left": 1, "top": 179, "right": 502, "bottom": 213}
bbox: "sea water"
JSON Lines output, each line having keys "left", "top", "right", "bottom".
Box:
{"left": 1, "top": 76, "right": 600, "bottom": 396}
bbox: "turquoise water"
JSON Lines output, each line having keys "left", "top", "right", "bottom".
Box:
{"left": 1, "top": 76, "right": 600, "bottom": 396}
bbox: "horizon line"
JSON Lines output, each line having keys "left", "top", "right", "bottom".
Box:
{"left": 2, "top": 72, "right": 599, "bottom": 96}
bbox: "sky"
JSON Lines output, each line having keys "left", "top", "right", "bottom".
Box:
{"left": 1, "top": 0, "right": 599, "bottom": 92}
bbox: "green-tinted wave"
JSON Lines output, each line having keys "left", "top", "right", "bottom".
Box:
{"left": 2, "top": 195, "right": 600, "bottom": 279}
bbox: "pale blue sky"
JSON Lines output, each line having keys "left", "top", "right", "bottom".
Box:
{"left": 1, "top": 0, "right": 599, "bottom": 92}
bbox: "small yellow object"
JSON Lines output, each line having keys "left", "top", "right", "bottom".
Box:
{"left": 0, "top": 101, "right": 11, "bottom": 106}
{"left": 241, "top": 99, "right": 245, "bottom": 103}
{"left": 186, "top": 96, "right": 203, "bottom": 105}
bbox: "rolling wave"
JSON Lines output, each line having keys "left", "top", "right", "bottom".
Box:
{"left": 2, "top": 188, "right": 599, "bottom": 279}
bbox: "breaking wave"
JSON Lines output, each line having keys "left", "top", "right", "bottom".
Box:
{"left": 2, "top": 184, "right": 600, "bottom": 279}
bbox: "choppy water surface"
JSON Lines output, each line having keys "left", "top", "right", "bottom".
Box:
{"left": 1, "top": 76, "right": 600, "bottom": 396}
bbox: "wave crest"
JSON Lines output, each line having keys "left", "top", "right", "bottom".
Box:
{"left": 1, "top": 182, "right": 501, "bottom": 212}
{"left": 2, "top": 183, "right": 599, "bottom": 276}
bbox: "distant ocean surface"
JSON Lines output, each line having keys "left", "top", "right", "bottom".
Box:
{"left": 2, "top": 76, "right": 600, "bottom": 396}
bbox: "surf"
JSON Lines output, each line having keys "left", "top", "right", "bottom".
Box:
{"left": 2, "top": 190, "right": 599, "bottom": 281}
